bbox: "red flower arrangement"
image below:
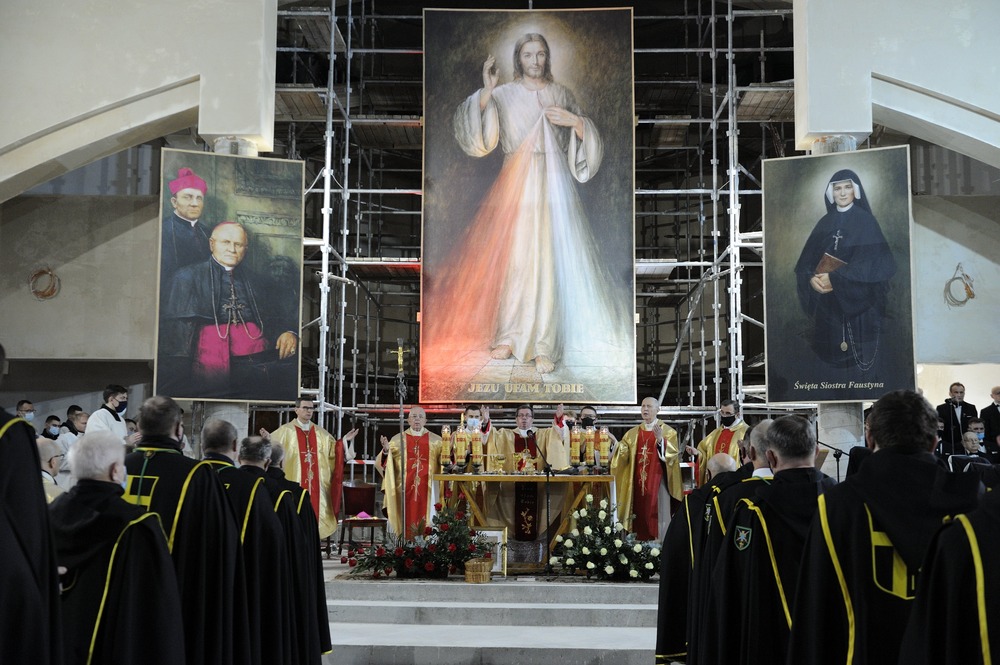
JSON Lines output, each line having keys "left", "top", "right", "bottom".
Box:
{"left": 351, "top": 499, "right": 493, "bottom": 578}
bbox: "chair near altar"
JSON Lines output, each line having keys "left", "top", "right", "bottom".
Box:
{"left": 337, "top": 480, "right": 388, "bottom": 555}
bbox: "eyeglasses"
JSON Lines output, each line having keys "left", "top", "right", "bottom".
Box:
{"left": 19, "top": 408, "right": 36, "bottom": 414}
{"left": 297, "top": 405, "right": 315, "bottom": 411}
{"left": 50, "top": 454, "right": 65, "bottom": 461}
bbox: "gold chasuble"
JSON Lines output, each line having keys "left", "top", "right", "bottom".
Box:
{"left": 694, "top": 421, "right": 749, "bottom": 486}
{"left": 270, "top": 421, "right": 348, "bottom": 539}
{"left": 381, "top": 428, "right": 442, "bottom": 538}
{"left": 488, "top": 428, "right": 569, "bottom": 542}
{"left": 611, "top": 421, "right": 682, "bottom": 541}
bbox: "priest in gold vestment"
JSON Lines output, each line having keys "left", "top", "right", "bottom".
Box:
{"left": 611, "top": 397, "right": 682, "bottom": 541}
{"left": 485, "top": 404, "right": 569, "bottom": 542}
{"left": 376, "top": 406, "right": 443, "bottom": 538}
{"left": 685, "top": 399, "right": 749, "bottom": 486}
{"left": 264, "top": 396, "right": 357, "bottom": 539}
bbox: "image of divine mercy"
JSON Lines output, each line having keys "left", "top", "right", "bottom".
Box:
{"left": 424, "top": 30, "right": 631, "bottom": 380}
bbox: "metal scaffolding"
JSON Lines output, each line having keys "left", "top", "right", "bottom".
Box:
{"left": 274, "top": 0, "right": 800, "bottom": 458}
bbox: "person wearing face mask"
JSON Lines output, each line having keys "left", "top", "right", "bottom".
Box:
{"left": 15, "top": 399, "right": 36, "bottom": 427}
{"left": 685, "top": 399, "right": 749, "bottom": 486}
{"left": 49, "top": 431, "right": 185, "bottom": 665}
{"left": 376, "top": 406, "right": 443, "bottom": 538}
{"left": 39, "top": 415, "right": 61, "bottom": 440}
{"left": 124, "top": 396, "right": 249, "bottom": 665}
{"left": 552, "top": 404, "right": 618, "bottom": 467}
{"left": 87, "top": 384, "right": 141, "bottom": 448}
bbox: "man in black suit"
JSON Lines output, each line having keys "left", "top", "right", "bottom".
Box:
{"left": 936, "top": 382, "right": 977, "bottom": 456}
{"left": 979, "top": 386, "right": 1000, "bottom": 460}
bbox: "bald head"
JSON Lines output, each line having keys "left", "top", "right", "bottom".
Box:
{"left": 706, "top": 453, "right": 737, "bottom": 480}
{"left": 640, "top": 397, "right": 660, "bottom": 424}
{"left": 408, "top": 406, "right": 427, "bottom": 433}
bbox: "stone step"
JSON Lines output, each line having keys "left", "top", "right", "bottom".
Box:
{"left": 325, "top": 578, "right": 658, "bottom": 605}
{"left": 328, "top": 598, "right": 657, "bottom": 627}
{"left": 324, "top": 623, "right": 654, "bottom": 665}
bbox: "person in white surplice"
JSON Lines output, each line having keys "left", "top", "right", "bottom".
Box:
{"left": 451, "top": 32, "right": 626, "bottom": 375}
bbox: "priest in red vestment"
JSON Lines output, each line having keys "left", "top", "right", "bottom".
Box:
{"left": 611, "top": 396, "right": 683, "bottom": 540}
{"left": 376, "top": 406, "right": 443, "bottom": 538}
{"left": 264, "top": 396, "right": 357, "bottom": 539}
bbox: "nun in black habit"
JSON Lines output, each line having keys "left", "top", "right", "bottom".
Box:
{"left": 794, "top": 169, "right": 895, "bottom": 372}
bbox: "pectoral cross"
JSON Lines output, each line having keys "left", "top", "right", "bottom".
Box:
{"left": 222, "top": 273, "right": 246, "bottom": 323}
{"left": 832, "top": 229, "right": 843, "bottom": 251}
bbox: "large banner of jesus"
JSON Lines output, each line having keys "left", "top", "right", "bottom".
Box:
{"left": 155, "top": 149, "right": 304, "bottom": 403}
{"left": 763, "top": 146, "right": 915, "bottom": 403}
{"left": 420, "top": 8, "right": 636, "bottom": 405}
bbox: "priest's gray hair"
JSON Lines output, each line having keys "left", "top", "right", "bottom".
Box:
{"left": 748, "top": 419, "right": 774, "bottom": 455}
{"left": 766, "top": 415, "right": 816, "bottom": 462}
{"left": 270, "top": 443, "right": 285, "bottom": 467}
{"left": 70, "top": 431, "right": 125, "bottom": 481}
{"left": 201, "top": 419, "right": 237, "bottom": 453}
{"left": 238, "top": 436, "right": 272, "bottom": 464}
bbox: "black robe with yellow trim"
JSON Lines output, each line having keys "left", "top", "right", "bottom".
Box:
{"left": 654, "top": 463, "right": 751, "bottom": 664}
{"left": 701, "top": 467, "right": 834, "bottom": 665}
{"left": 898, "top": 488, "right": 1000, "bottom": 665}
{"left": 206, "top": 454, "right": 293, "bottom": 665}
{"left": 689, "top": 472, "right": 772, "bottom": 665}
{"left": 124, "top": 435, "right": 250, "bottom": 665}
{"left": 264, "top": 465, "right": 333, "bottom": 664}
{"left": 49, "top": 479, "right": 185, "bottom": 665}
{"left": 0, "top": 412, "right": 62, "bottom": 665}
{"left": 786, "top": 449, "right": 981, "bottom": 665}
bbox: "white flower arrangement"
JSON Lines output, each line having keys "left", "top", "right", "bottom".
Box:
{"left": 550, "top": 493, "right": 661, "bottom": 581}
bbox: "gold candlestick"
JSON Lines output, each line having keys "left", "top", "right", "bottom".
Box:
{"left": 440, "top": 425, "right": 452, "bottom": 469}
{"left": 471, "top": 429, "right": 483, "bottom": 468}
{"left": 584, "top": 426, "right": 596, "bottom": 466}
{"left": 598, "top": 427, "right": 610, "bottom": 468}
{"left": 454, "top": 426, "right": 469, "bottom": 470}
{"left": 570, "top": 424, "right": 581, "bottom": 466}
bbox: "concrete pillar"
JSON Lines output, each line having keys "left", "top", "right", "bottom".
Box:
{"left": 194, "top": 401, "right": 251, "bottom": 458}
{"left": 213, "top": 137, "right": 259, "bottom": 157}
{"left": 811, "top": 134, "right": 865, "bottom": 480}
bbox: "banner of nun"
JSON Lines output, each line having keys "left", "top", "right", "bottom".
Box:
{"left": 419, "top": 8, "right": 637, "bottom": 404}
{"left": 763, "top": 146, "right": 915, "bottom": 403}
{"left": 155, "top": 149, "right": 304, "bottom": 402}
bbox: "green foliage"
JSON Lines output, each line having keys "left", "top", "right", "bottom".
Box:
{"left": 350, "top": 491, "right": 494, "bottom": 578}
{"left": 550, "top": 493, "right": 661, "bottom": 581}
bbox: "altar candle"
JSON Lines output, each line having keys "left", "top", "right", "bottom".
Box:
{"left": 599, "top": 427, "right": 610, "bottom": 466}
{"left": 454, "top": 428, "right": 469, "bottom": 466}
{"left": 471, "top": 429, "right": 483, "bottom": 466}
{"left": 440, "top": 425, "right": 452, "bottom": 467}
{"left": 584, "top": 426, "right": 596, "bottom": 465}
{"left": 570, "top": 424, "right": 581, "bottom": 465}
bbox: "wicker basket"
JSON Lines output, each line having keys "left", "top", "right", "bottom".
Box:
{"left": 464, "top": 557, "right": 493, "bottom": 584}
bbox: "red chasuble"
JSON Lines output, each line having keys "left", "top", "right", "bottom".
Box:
{"left": 403, "top": 432, "right": 431, "bottom": 539}
{"left": 632, "top": 428, "right": 665, "bottom": 541}
{"left": 513, "top": 433, "right": 540, "bottom": 541}
{"left": 713, "top": 428, "right": 736, "bottom": 456}
{"left": 293, "top": 426, "right": 345, "bottom": 520}
{"left": 295, "top": 426, "right": 321, "bottom": 517}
